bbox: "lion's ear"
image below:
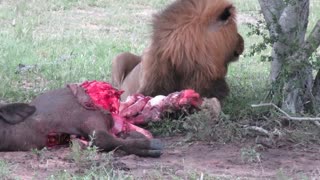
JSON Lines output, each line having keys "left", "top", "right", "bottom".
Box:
{"left": 208, "top": 5, "right": 234, "bottom": 32}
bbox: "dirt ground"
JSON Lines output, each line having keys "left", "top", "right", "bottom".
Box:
{"left": 1, "top": 136, "right": 319, "bottom": 179}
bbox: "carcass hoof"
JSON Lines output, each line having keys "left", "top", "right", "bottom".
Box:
{"left": 147, "top": 150, "right": 163, "bottom": 158}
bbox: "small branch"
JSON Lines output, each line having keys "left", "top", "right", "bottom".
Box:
{"left": 289, "top": 20, "right": 320, "bottom": 70}
{"left": 303, "top": 20, "right": 320, "bottom": 57}
{"left": 278, "top": 0, "right": 309, "bottom": 43}
{"left": 313, "top": 69, "right": 320, "bottom": 112}
{"left": 244, "top": 125, "right": 271, "bottom": 137}
{"left": 258, "top": 0, "right": 285, "bottom": 24}
{"left": 258, "top": 0, "right": 286, "bottom": 39}
{"left": 314, "top": 121, "right": 320, "bottom": 128}
{"left": 243, "top": 126, "right": 283, "bottom": 142}
{"left": 307, "top": 20, "right": 320, "bottom": 47}
{"left": 313, "top": 69, "right": 320, "bottom": 94}
{"left": 251, "top": 103, "right": 320, "bottom": 121}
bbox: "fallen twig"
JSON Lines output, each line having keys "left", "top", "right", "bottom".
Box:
{"left": 243, "top": 125, "right": 271, "bottom": 137}
{"left": 243, "top": 125, "right": 283, "bottom": 139}
{"left": 251, "top": 103, "right": 320, "bottom": 121}
{"left": 314, "top": 121, "right": 320, "bottom": 128}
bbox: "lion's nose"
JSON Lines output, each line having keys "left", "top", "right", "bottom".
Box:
{"left": 236, "top": 33, "right": 244, "bottom": 56}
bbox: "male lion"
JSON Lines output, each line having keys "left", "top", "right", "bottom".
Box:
{"left": 112, "top": 0, "right": 244, "bottom": 101}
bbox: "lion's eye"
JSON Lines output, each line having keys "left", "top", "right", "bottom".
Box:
{"left": 219, "top": 6, "right": 232, "bottom": 21}
{"left": 208, "top": 5, "right": 234, "bottom": 32}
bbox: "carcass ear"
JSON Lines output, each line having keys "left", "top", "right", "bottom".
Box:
{"left": 0, "top": 103, "right": 36, "bottom": 124}
{"left": 67, "top": 84, "right": 96, "bottom": 110}
{"left": 208, "top": 5, "right": 234, "bottom": 32}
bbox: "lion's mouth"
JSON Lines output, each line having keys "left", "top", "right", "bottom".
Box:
{"left": 234, "top": 51, "right": 240, "bottom": 57}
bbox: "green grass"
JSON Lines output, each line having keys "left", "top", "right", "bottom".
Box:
{"left": 0, "top": 0, "right": 319, "bottom": 106}
{"left": 227, "top": 0, "right": 320, "bottom": 117}
{"left": 0, "top": 0, "right": 319, "bottom": 137}
{"left": 47, "top": 138, "right": 130, "bottom": 180}
{"left": 0, "top": 0, "right": 172, "bottom": 102}
{"left": 0, "top": 160, "right": 11, "bottom": 179}
{"left": 48, "top": 167, "right": 130, "bottom": 180}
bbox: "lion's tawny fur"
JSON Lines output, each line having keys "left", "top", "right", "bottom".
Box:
{"left": 112, "top": 0, "right": 244, "bottom": 100}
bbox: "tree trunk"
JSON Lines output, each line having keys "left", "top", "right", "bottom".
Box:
{"left": 258, "top": 0, "right": 320, "bottom": 114}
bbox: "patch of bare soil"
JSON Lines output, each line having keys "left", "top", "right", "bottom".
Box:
{"left": 1, "top": 136, "right": 319, "bottom": 179}
{"left": 118, "top": 136, "right": 320, "bottom": 179}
